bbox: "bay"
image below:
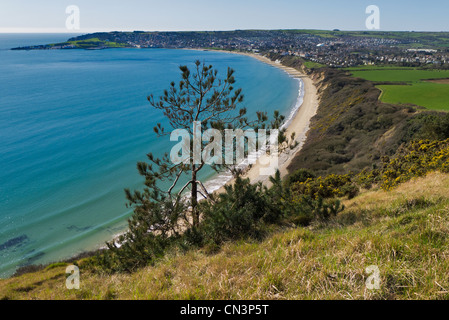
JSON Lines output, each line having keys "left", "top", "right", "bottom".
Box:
{"left": 0, "top": 34, "right": 299, "bottom": 277}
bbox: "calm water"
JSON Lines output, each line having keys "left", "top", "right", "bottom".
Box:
{"left": 0, "top": 34, "right": 299, "bottom": 277}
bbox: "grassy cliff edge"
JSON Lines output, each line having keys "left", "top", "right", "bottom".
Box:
{"left": 1, "top": 171, "right": 449, "bottom": 300}
{"left": 3, "top": 56, "right": 449, "bottom": 300}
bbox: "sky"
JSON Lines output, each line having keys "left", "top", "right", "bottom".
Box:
{"left": 0, "top": 0, "right": 448, "bottom": 33}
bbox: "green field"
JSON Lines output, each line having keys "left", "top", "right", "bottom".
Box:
{"left": 346, "top": 66, "right": 449, "bottom": 110}
{"left": 344, "top": 65, "right": 414, "bottom": 71}
{"left": 349, "top": 68, "right": 449, "bottom": 82}
{"left": 378, "top": 82, "right": 449, "bottom": 111}
{"left": 302, "top": 60, "right": 326, "bottom": 69}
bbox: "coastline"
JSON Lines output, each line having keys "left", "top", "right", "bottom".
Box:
{"left": 196, "top": 49, "right": 320, "bottom": 190}
{"left": 94, "top": 50, "right": 319, "bottom": 250}
{"left": 3, "top": 49, "right": 320, "bottom": 277}
{"left": 101, "top": 50, "right": 320, "bottom": 256}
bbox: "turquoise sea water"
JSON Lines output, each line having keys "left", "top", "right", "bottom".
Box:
{"left": 0, "top": 34, "right": 300, "bottom": 277}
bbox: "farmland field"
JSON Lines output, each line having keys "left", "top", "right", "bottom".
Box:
{"left": 349, "top": 68, "right": 449, "bottom": 82}
{"left": 378, "top": 82, "right": 449, "bottom": 111}
{"left": 346, "top": 66, "right": 449, "bottom": 110}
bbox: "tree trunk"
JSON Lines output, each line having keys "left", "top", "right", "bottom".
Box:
{"left": 191, "top": 170, "right": 199, "bottom": 227}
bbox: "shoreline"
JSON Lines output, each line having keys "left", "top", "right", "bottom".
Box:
{"left": 90, "top": 50, "right": 315, "bottom": 251}
{"left": 195, "top": 49, "right": 320, "bottom": 190}
{"left": 91, "top": 50, "right": 320, "bottom": 262}
{"left": 3, "top": 49, "right": 320, "bottom": 278}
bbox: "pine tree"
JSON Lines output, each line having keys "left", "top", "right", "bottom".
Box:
{"left": 100, "top": 60, "right": 297, "bottom": 272}
{"left": 129, "top": 60, "right": 273, "bottom": 227}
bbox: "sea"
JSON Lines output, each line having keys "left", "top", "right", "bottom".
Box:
{"left": 0, "top": 34, "right": 302, "bottom": 277}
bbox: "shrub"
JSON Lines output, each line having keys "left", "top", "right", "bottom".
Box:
{"left": 98, "top": 232, "right": 169, "bottom": 273}
{"left": 290, "top": 194, "right": 344, "bottom": 224}
{"left": 355, "top": 168, "right": 381, "bottom": 189}
{"left": 313, "top": 198, "right": 345, "bottom": 222}
{"left": 290, "top": 174, "right": 356, "bottom": 199}
{"left": 355, "top": 139, "right": 449, "bottom": 190}
{"left": 284, "top": 168, "right": 316, "bottom": 187}
{"left": 198, "top": 175, "right": 271, "bottom": 245}
{"left": 94, "top": 199, "right": 184, "bottom": 273}
{"left": 417, "top": 113, "right": 449, "bottom": 140}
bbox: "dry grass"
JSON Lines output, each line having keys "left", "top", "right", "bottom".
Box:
{"left": 424, "top": 79, "right": 449, "bottom": 84}
{"left": 2, "top": 172, "right": 449, "bottom": 300}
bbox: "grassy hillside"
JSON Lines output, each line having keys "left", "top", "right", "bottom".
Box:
{"left": 287, "top": 67, "right": 419, "bottom": 176}
{"left": 50, "top": 38, "right": 128, "bottom": 49}
{"left": 3, "top": 57, "right": 449, "bottom": 301}
{"left": 278, "top": 58, "right": 449, "bottom": 177}
{"left": 1, "top": 172, "right": 449, "bottom": 300}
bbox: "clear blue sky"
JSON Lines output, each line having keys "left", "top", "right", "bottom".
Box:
{"left": 1, "top": 0, "right": 448, "bottom": 33}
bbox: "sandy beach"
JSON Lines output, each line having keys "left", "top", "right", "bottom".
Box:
{"left": 106, "top": 50, "right": 320, "bottom": 247}
{"left": 206, "top": 50, "right": 320, "bottom": 190}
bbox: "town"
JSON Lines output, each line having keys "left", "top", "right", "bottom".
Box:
{"left": 13, "top": 30, "right": 449, "bottom": 68}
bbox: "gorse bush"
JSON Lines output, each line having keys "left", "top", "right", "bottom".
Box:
{"left": 290, "top": 173, "right": 358, "bottom": 199}
{"left": 354, "top": 168, "right": 381, "bottom": 190}
{"left": 290, "top": 139, "right": 449, "bottom": 195}
{"left": 283, "top": 168, "right": 316, "bottom": 187}
{"left": 368, "top": 139, "right": 449, "bottom": 190}
{"left": 288, "top": 138, "right": 449, "bottom": 199}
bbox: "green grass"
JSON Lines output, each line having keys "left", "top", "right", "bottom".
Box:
{"left": 349, "top": 69, "right": 449, "bottom": 82}
{"left": 51, "top": 38, "right": 128, "bottom": 49}
{"left": 69, "top": 38, "right": 128, "bottom": 48}
{"left": 302, "top": 60, "right": 326, "bottom": 69}
{"left": 344, "top": 65, "right": 419, "bottom": 71}
{"left": 346, "top": 67, "right": 449, "bottom": 110}
{"left": 2, "top": 172, "right": 449, "bottom": 300}
{"left": 378, "top": 82, "right": 449, "bottom": 111}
